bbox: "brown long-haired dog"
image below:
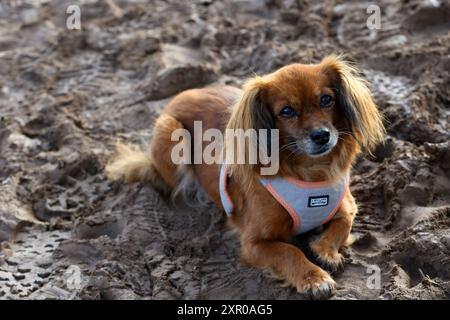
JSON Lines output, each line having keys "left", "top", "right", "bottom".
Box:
{"left": 106, "top": 55, "right": 385, "bottom": 299}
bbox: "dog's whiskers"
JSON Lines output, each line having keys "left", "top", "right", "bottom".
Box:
{"left": 286, "top": 145, "right": 303, "bottom": 161}
{"left": 280, "top": 141, "right": 297, "bottom": 152}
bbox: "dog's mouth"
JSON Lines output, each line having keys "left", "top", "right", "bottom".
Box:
{"left": 289, "top": 133, "right": 338, "bottom": 158}
{"left": 282, "top": 131, "right": 339, "bottom": 158}
{"left": 307, "top": 143, "right": 335, "bottom": 156}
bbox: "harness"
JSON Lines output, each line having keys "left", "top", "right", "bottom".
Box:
{"left": 219, "top": 165, "right": 349, "bottom": 234}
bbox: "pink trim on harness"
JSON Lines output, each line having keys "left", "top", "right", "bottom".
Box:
{"left": 264, "top": 182, "right": 300, "bottom": 233}
{"left": 219, "top": 165, "right": 349, "bottom": 235}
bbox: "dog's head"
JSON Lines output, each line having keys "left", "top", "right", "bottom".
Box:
{"left": 225, "top": 55, "right": 385, "bottom": 183}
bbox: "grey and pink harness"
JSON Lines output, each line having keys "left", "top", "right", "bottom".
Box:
{"left": 219, "top": 165, "right": 349, "bottom": 234}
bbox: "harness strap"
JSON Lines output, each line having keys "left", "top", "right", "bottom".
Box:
{"left": 219, "top": 165, "right": 233, "bottom": 215}
{"left": 219, "top": 165, "right": 349, "bottom": 234}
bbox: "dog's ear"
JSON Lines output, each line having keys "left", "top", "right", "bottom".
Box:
{"left": 227, "top": 76, "right": 273, "bottom": 134}
{"left": 321, "top": 55, "right": 385, "bottom": 152}
{"left": 224, "top": 76, "right": 273, "bottom": 185}
{"left": 248, "top": 78, "right": 274, "bottom": 157}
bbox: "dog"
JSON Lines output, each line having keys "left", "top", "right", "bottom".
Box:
{"left": 105, "top": 55, "right": 385, "bottom": 299}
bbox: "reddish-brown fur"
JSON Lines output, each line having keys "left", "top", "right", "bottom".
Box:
{"left": 106, "top": 55, "right": 385, "bottom": 299}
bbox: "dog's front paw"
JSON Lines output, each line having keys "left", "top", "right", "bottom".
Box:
{"left": 293, "top": 267, "right": 336, "bottom": 299}
{"left": 310, "top": 242, "right": 345, "bottom": 273}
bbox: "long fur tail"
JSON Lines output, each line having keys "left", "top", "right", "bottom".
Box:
{"left": 106, "top": 113, "right": 211, "bottom": 207}
{"left": 105, "top": 142, "right": 169, "bottom": 193}
{"left": 105, "top": 142, "right": 209, "bottom": 206}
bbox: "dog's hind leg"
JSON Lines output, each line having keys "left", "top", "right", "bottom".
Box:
{"left": 148, "top": 113, "right": 190, "bottom": 192}
{"left": 106, "top": 113, "right": 209, "bottom": 207}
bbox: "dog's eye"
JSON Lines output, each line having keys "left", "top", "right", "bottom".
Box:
{"left": 320, "top": 95, "right": 333, "bottom": 107}
{"left": 278, "top": 106, "right": 297, "bottom": 118}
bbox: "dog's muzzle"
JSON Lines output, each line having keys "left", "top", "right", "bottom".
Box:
{"left": 304, "top": 127, "right": 338, "bottom": 156}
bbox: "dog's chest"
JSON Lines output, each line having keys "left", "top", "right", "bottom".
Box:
{"left": 258, "top": 175, "right": 349, "bottom": 234}
{"left": 219, "top": 165, "right": 349, "bottom": 234}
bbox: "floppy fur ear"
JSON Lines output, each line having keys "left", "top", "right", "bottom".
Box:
{"left": 321, "top": 55, "right": 385, "bottom": 152}
{"left": 223, "top": 76, "right": 273, "bottom": 187}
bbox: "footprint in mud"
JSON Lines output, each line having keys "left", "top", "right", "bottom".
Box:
{"left": 402, "top": 5, "right": 450, "bottom": 40}
{"left": 22, "top": 113, "right": 81, "bottom": 152}
{"left": 372, "top": 138, "right": 395, "bottom": 163}
{"left": 73, "top": 213, "right": 125, "bottom": 240}
{"left": 363, "top": 67, "right": 449, "bottom": 145}
{"left": 382, "top": 208, "right": 450, "bottom": 295}
{"left": 0, "top": 228, "right": 71, "bottom": 299}
{"left": 31, "top": 153, "right": 105, "bottom": 222}
{"left": 44, "top": 153, "right": 102, "bottom": 185}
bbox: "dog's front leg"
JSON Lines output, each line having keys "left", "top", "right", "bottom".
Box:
{"left": 310, "top": 190, "right": 357, "bottom": 272}
{"left": 240, "top": 236, "right": 335, "bottom": 299}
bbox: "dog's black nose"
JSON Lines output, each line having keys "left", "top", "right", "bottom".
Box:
{"left": 310, "top": 128, "right": 330, "bottom": 145}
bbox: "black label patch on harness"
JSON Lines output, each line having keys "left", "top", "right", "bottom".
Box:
{"left": 308, "top": 195, "right": 329, "bottom": 207}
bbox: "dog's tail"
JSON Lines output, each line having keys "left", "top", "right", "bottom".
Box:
{"left": 105, "top": 142, "right": 169, "bottom": 193}
{"left": 106, "top": 113, "right": 211, "bottom": 207}
{"left": 105, "top": 141, "right": 209, "bottom": 205}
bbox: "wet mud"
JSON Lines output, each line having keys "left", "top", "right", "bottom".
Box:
{"left": 0, "top": 0, "right": 449, "bottom": 299}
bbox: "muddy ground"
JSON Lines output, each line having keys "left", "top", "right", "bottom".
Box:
{"left": 0, "top": 0, "right": 449, "bottom": 300}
